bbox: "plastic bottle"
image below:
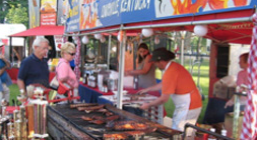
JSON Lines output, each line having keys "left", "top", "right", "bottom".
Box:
{"left": 221, "top": 129, "right": 227, "bottom": 136}
{"left": 17, "top": 89, "right": 26, "bottom": 103}
{"left": 134, "top": 76, "right": 139, "bottom": 90}
{"left": 83, "top": 73, "right": 87, "bottom": 84}
{"left": 20, "top": 89, "right": 25, "bottom": 96}
{"left": 86, "top": 74, "right": 90, "bottom": 85}
{"left": 203, "top": 133, "right": 209, "bottom": 140}
{"left": 208, "top": 128, "right": 217, "bottom": 140}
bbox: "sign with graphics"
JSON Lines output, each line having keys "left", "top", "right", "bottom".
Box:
{"left": 154, "top": 0, "right": 252, "bottom": 18}
{"left": 57, "top": 0, "right": 68, "bottom": 25}
{"left": 65, "top": 0, "right": 255, "bottom": 33}
{"left": 40, "top": 0, "right": 57, "bottom": 25}
{"left": 54, "top": 35, "right": 63, "bottom": 51}
{"left": 41, "top": 13, "right": 56, "bottom": 25}
{"left": 65, "top": 0, "right": 80, "bottom": 32}
{"left": 80, "top": 0, "right": 102, "bottom": 30}
{"left": 29, "top": 0, "right": 40, "bottom": 28}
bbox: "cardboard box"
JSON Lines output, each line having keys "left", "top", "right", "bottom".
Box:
{"left": 213, "top": 81, "right": 236, "bottom": 100}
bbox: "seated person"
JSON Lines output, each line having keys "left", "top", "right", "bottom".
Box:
{"left": 225, "top": 53, "right": 249, "bottom": 108}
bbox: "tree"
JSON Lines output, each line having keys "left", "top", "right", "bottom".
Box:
{"left": 5, "top": 3, "right": 28, "bottom": 28}
{"left": 0, "top": 0, "right": 10, "bottom": 23}
{"left": 0, "top": 0, "right": 28, "bottom": 27}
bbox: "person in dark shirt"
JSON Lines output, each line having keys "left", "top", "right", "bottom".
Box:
{"left": 17, "top": 37, "right": 50, "bottom": 93}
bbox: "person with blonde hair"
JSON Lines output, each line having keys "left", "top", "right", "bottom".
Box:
{"left": 55, "top": 42, "right": 79, "bottom": 102}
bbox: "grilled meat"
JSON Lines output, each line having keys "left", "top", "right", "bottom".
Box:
{"left": 81, "top": 116, "right": 93, "bottom": 121}
{"left": 89, "top": 119, "right": 105, "bottom": 125}
{"left": 105, "top": 112, "right": 114, "bottom": 116}
{"left": 70, "top": 103, "right": 98, "bottom": 108}
{"left": 96, "top": 108, "right": 108, "bottom": 113}
{"left": 106, "top": 115, "right": 120, "bottom": 121}
{"left": 77, "top": 104, "right": 105, "bottom": 111}
{"left": 103, "top": 131, "right": 148, "bottom": 140}
{"left": 103, "top": 133, "right": 127, "bottom": 140}
{"left": 106, "top": 120, "right": 148, "bottom": 131}
{"left": 91, "top": 115, "right": 103, "bottom": 120}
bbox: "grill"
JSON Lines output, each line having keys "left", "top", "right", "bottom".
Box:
{"left": 47, "top": 104, "right": 181, "bottom": 140}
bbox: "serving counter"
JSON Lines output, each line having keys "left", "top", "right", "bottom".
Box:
{"left": 78, "top": 83, "right": 161, "bottom": 103}
{"left": 78, "top": 83, "right": 166, "bottom": 124}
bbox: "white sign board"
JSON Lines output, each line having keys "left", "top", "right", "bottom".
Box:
{"left": 0, "top": 24, "right": 27, "bottom": 46}
{"left": 54, "top": 35, "right": 63, "bottom": 51}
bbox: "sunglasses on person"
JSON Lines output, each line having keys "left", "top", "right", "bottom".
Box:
{"left": 68, "top": 52, "right": 76, "bottom": 56}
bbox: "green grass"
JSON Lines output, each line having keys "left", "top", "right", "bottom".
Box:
{"left": 9, "top": 84, "right": 20, "bottom": 106}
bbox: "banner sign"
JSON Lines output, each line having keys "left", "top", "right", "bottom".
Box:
{"left": 54, "top": 35, "right": 63, "bottom": 51}
{"left": 57, "top": 0, "right": 68, "bottom": 25}
{"left": 65, "top": 0, "right": 255, "bottom": 33}
{"left": 29, "top": 0, "right": 40, "bottom": 28}
{"left": 40, "top": 13, "right": 56, "bottom": 25}
{"left": 65, "top": 0, "right": 80, "bottom": 32}
{"left": 40, "top": 0, "right": 57, "bottom": 26}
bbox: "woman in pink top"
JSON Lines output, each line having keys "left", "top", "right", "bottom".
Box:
{"left": 56, "top": 42, "right": 79, "bottom": 102}
{"left": 225, "top": 53, "right": 249, "bottom": 108}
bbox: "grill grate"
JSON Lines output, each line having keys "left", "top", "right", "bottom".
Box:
{"left": 47, "top": 104, "right": 181, "bottom": 140}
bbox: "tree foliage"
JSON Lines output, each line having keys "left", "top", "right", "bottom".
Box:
{"left": 0, "top": 0, "right": 28, "bottom": 28}
{"left": 6, "top": 3, "right": 29, "bottom": 27}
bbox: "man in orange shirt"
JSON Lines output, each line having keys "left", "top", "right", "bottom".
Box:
{"left": 139, "top": 48, "right": 202, "bottom": 137}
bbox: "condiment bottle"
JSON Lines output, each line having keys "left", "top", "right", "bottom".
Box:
{"left": 134, "top": 76, "right": 139, "bottom": 90}
{"left": 208, "top": 128, "right": 217, "bottom": 140}
{"left": 221, "top": 129, "right": 227, "bottom": 136}
{"left": 83, "top": 73, "right": 87, "bottom": 84}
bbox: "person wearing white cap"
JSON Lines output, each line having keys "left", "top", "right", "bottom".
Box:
{"left": 0, "top": 42, "right": 12, "bottom": 106}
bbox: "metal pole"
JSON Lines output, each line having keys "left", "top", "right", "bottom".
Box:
{"left": 81, "top": 37, "right": 85, "bottom": 73}
{"left": 9, "top": 37, "right": 12, "bottom": 62}
{"left": 117, "top": 29, "right": 126, "bottom": 109}
{"left": 181, "top": 36, "right": 184, "bottom": 66}
{"left": 24, "top": 37, "right": 27, "bottom": 58}
{"left": 107, "top": 35, "right": 112, "bottom": 70}
{"left": 233, "top": 94, "right": 240, "bottom": 139}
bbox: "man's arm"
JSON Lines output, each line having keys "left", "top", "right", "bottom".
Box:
{"left": 0, "top": 54, "right": 11, "bottom": 76}
{"left": 137, "top": 82, "right": 162, "bottom": 94}
{"left": 0, "top": 65, "right": 8, "bottom": 76}
{"left": 140, "top": 93, "right": 170, "bottom": 110}
{"left": 17, "top": 79, "right": 26, "bottom": 93}
{"left": 0, "top": 54, "right": 10, "bottom": 68}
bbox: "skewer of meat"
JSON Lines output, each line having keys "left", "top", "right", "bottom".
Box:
{"left": 89, "top": 119, "right": 105, "bottom": 125}
{"left": 103, "top": 133, "right": 128, "bottom": 140}
{"left": 81, "top": 115, "right": 93, "bottom": 121}
{"left": 106, "top": 120, "right": 149, "bottom": 131}
{"left": 105, "top": 112, "right": 114, "bottom": 116}
{"left": 103, "top": 130, "right": 150, "bottom": 140}
{"left": 77, "top": 104, "right": 105, "bottom": 111}
{"left": 70, "top": 103, "right": 98, "bottom": 108}
{"left": 106, "top": 115, "right": 120, "bottom": 121}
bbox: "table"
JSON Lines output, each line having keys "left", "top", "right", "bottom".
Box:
{"left": 79, "top": 83, "right": 161, "bottom": 103}
{"left": 78, "top": 83, "right": 113, "bottom": 103}
{"left": 78, "top": 83, "right": 166, "bottom": 124}
{"left": 98, "top": 94, "right": 164, "bottom": 124}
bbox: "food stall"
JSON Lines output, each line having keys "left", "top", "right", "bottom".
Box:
{"left": 2, "top": 0, "right": 257, "bottom": 140}
{"left": 63, "top": 0, "right": 257, "bottom": 140}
